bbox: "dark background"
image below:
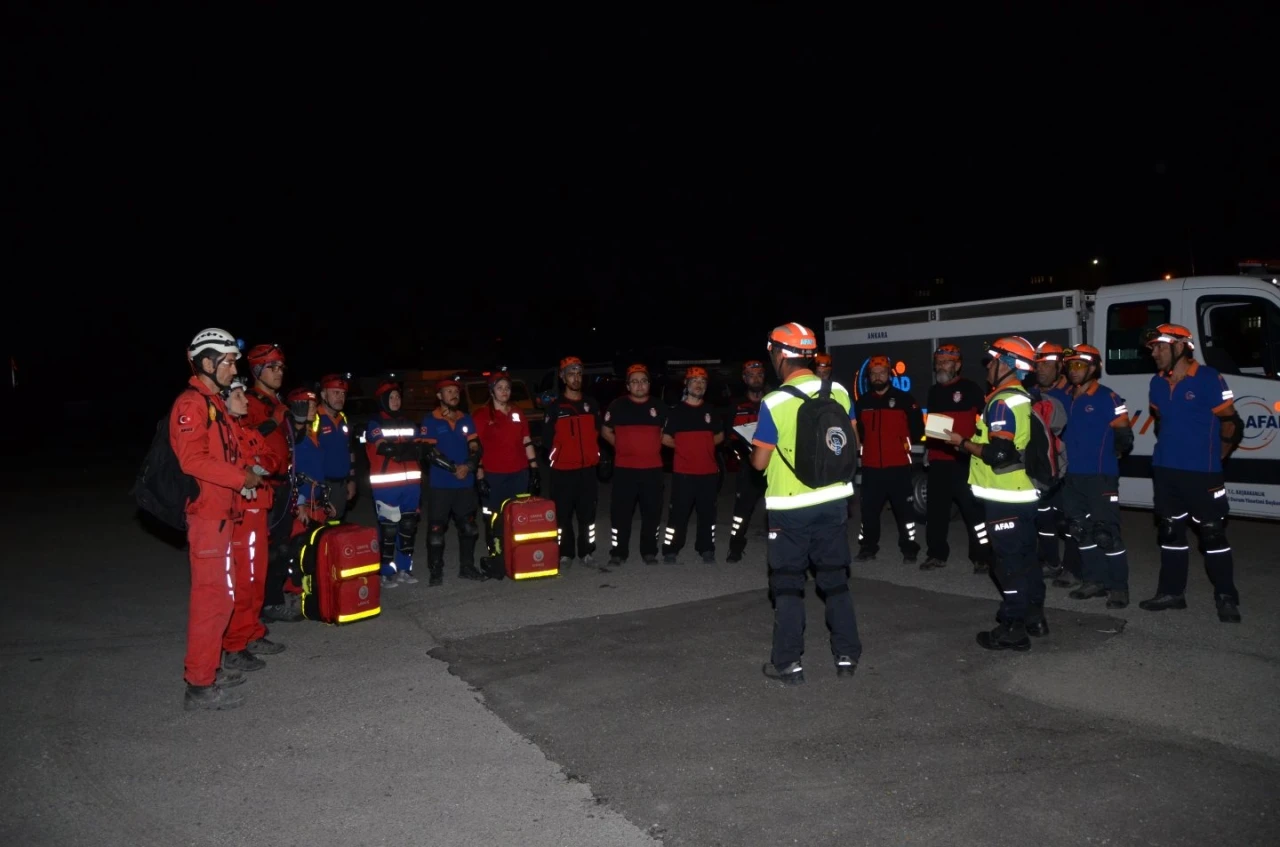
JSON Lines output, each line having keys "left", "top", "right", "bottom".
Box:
{"left": 3, "top": 4, "right": 1276, "bottom": 441}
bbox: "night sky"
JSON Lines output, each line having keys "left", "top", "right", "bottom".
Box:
{"left": 4, "top": 5, "right": 1276, "bottom": 423}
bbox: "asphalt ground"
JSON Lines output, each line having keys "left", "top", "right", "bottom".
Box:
{"left": 2, "top": 459, "right": 1277, "bottom": 846}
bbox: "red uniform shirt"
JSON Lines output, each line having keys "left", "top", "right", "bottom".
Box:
{"left": 603, "top": 395, "right": 666, "bottom": 469}
{"left": 924, "top": 377, "right": 983, "bottom": 462}
{"left": 472, "top": 403, "right": 532, "bottom": 474}
{"left": 169, "top": 377, "right": 245, "bottom": 522}
{"left": 663, "top": 400, "right": 723, "bottom": 475}
{"left": 544, "top": 395, "right": 600, "bottom": 470}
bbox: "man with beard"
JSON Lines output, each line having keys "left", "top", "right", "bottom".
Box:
{"left": 602, "top": 364, "right": 666, "bottom": 565}
{"left": 1139, "top": 324, "right": 1243, "bottom": 622}
{"left": 542, "top": 357, "right": 601, "bottom": 568}
{"left": 725, "top": 360, "right": 768, "bottom": 563}
{"left": 419, "top": 376, "right": 486, "bottom": 585}
{"left": 920, "top": 344, "right": 988, "bottom": 573}
{"left": 1057, "top": 345, "right": 1134, "bottom": 609}
{"left": 853, "top": 355, "right": 923, "bottom": 563}
{"left": 243, "top": 344, "right": 303, "bottom": 623}
{"left": 661, "top": 366, "right": 725, "bottom": 563}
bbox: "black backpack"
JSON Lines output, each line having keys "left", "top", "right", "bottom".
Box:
{"left": 132, "top": 391, "right": 210, "bottom": 531}
{"left": 774, "top": 382, "right": 858, "bottom": 489}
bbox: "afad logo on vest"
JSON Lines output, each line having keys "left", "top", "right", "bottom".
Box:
{"left": 1235, "top": 395, "right": 1280, "bottom": 451}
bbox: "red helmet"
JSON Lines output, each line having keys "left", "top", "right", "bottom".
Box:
{"left": 626, "top": 363, "right": 649, "bottom": 379}
{"left": 934, "top": 343, "right": 962, "bottom": 361}
{"left": 685, "top": 366, "right": 709, "bottom": 380}
{"left": 1144, "top": 323, "right": 1195, "bottom": 349}
{"left": 559, "top": 356, "right": 583, "bottom": 372}
{"left": 319, "top": 373, "right": 348, "bottom": 392}
{"left": 246, "top": 343, "right": 285, "bottom": 376}
{"left": 1034, "top": 341, "right": 1064, "bottom": 363}
{"left": 375, "top": 380, "right": 400, "bottom": 398}
{"left": 1063, "top": 343, "right": 1102, "bottom": 364}
{"left": 487, "top": 367, "right": 512, "bottom": 388}
{"left": 286, "top": 387, "right": 316, "bottom": 404}
{"left": 742, "top": 359, "right": 765, "bottom": 373}
{"left": 436, "top": 376, "right": 461, "bottom": 391}
{"left": 986, "top": 336, "right": 1037, "bottom": 372}
{"left": 767, "top": 323, "right": 818, "bottom": 358}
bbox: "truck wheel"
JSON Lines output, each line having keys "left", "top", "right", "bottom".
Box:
{"left": 911, "top": 470, "right": 929, "bottom": 519}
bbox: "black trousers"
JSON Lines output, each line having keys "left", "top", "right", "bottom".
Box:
{"left": 550, "top": 467, "right": 598, "bottom": 558}
{"left": 728, "top": 463, "right": 767, "bottom": 556}
{"left": 1152, "top": 467, "right": 1237, "bottom": 602}
{"left": 663, "top": 473, "right": 718, "bottom": 555}
{"left": 924, "top": 458, "right": 986, "bottom": 563}
{"left": 610, "top": 466, "right": 663, "bottom": 559}
{"left": 427, "top": 486, "right": 480, "bottom": 570}
{"left": 1062, "top": 474, "right": 1129, "bottom": 591}
{"left": 262, "top": 483, "right": 293, "bottom": 606}
{"left": 858, "top": 466, "right": 920, "bottom": 555}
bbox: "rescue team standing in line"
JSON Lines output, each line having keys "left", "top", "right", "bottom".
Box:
{"left": 170, "top": 320, "right": 1245, "bottom": 708}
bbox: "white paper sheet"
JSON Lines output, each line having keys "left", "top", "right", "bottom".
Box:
{"left": 733, "top": 422, "right": 757, "bottom": 443}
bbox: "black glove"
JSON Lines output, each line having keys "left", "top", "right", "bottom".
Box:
{"left": 1114, "top": 426, "right": 1134, "bottom": 457}
{"left": 465, "top": 455, "right": 480, "bottom": 475}
{"left": 375, "top": 441, "right": 397, "bottom": 457}
{"left": 425, "top": 447, "right": 457, "bottom": 473}
{"left": 256, "top": 419, "right": 279, "bottom": 437}
{"left": 397, "top": 442, "right": 422, "bottom": 462}
{"left": 477, "top": 477, "right": 491, "bottom": 500}
{"left": 528, "top": 467, "right": 541, "bottom": 496}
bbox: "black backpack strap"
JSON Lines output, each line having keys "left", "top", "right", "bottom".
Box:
{"left": 778, "top": 384, "right": 809, "bottom": 401}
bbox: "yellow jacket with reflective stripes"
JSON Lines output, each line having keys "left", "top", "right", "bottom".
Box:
{"left": 762, "top": 374, "right": 855, "bottom": 510}
{"left": 968, "top": 382, "right": 1039, "bottom": 504}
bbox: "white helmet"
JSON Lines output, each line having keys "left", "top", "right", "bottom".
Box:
{"left": 188, "top": 328, "right": 240, "bottom": 360}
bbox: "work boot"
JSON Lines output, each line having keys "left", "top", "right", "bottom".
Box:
{"left": 700, "top": 550, "right": 716, "bottom": 564}
{"left": 381, "top": 575, "right": 400, "bottom": 589}
{"left": 835, "top": 655, "right": 857, "bottom": 678}
{"left": 607, "top": 554, "right": 624, "bottom": 566}
{"left": 642, "top": 555, "right": 659, "bottom": 565}
{"left": 1138, "top": 593, "right": 1187, "bottom": 611}
{"left": 184, "top": 683, "right": 245, "bottom": 711}
{"left": 223, "top": 650, "right": 266, "bottom": 672}
{"left": 855, "top": 548, "right": 876, "bottom": 563}
{"left": 427, "top": 566, "right": 443, "bottom": 587}
{"left": 976, "top": 621, "right": 1031, "bottom": 652}
{"left": 246, "top": 637, "right": 285, "bottom": 655}
{"left": 458, "top": 562, "right": 487, "bottom": 581}
{"left": 1053, "top": 571, "right": 1083, "bottom": 589}
{"left": 920, "top": 556, "right": 946, "bottom": 571}
{"left": 260, "top": 599, "right": 304, "bottom": 623}
{"left": 1216, "top": 595, "right": 1241, "bottom": 623}
{"left": 1041, "top": 561, "right": 1063, "bottom": 579}
{"left": 902, "top": 551, "right": 918, "bottom": 565}
{"left": 1025, "top": 605, "right": 1050, "bottom": 638}
{"left": 215, "top": 668, "right": 246, "bottom": 688}
{"left": 726, "top": 542, "right": 746, "bottom": 563}
{"left": 971, "top": 559, "right": 990, "bottom": 575}
{"left": 662, "top": 554, "right": 677, "bottom": 565}
{"left": 761, "top": 661, "right": 805, "bottom": 686}
{"left": 1069, "top": 581, "right": 1108, "bottom": 600}
{"left": 581, "top": 553, "right": 596, "bottom": 567}
{"left": 1106, "top": 590, "right": 1130, "bottom": 609}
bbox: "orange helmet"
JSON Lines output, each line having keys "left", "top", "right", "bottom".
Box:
{"left": 867, "top": 355, "right": 892, "bottom": 371}
{"left": 559, "top": 356, "right": 583, "bottom": 372}
{"left": 1144, "top": 323, "right": 1195, "bottom": 349}
{"left": 246, "top": 343, "right": 285, "bottom": 377}
{"left": 767, "top": 322, "right": 819, "bottom": 358}
{"left": 814, "top": 352, "right": 832, "bottom": 368}
{"left": 1034, "top": 341, "right": 1064, "bottom": 363}
{"left": 742, "top": 359, "right": 765, "bottom": 373}
{"left": 319, "top": 373, "right": 349, "bottom": 392}
{"left": 436, "top": 375, "right": 461, "bottom": 391}
{"left": 626, "top": 363, "right": 649, "bottom": 379}
{"left": 934, "top": 343, "right": 962, "bottom": 361}
{"left": 685, "top": 366, "right": 708, "bottom": 380}
{"left": 985, "top": 336, "right": 1037, "bottom": 372}
{"left": 1063, "top": 344, "right": 1101, "bottom": 364}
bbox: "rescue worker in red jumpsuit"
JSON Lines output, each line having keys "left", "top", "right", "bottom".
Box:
{"left": 602, "top": 363, "right": 667, "bottom": 565}
{"left": 365, "top": 379, "right": 424, "bottom": 588}
{"left": 315, "top": 374, "right": 357, "bottom": 520}
{"left": 222, "top": 377, "right": 287, "bottom": 673}
{"left": 543, "top": 357, "right": 601, "bottom": 568}
{"left": 854, "top": 355, "right": 924, "bottom": 563}
{"left": 662, "top": 366, "right": 726, "bottom": 563}
{"left": 725, "top": 360, "right": 768, "bottom": 562}
{"left": 243, "top": 343, "right": 302, "bottom": 623}
{"left": 472, "top": 368, "right": 540, "bottom": 559}
{"left": 172, "top": 328, "right": 262, "bottom": 711}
